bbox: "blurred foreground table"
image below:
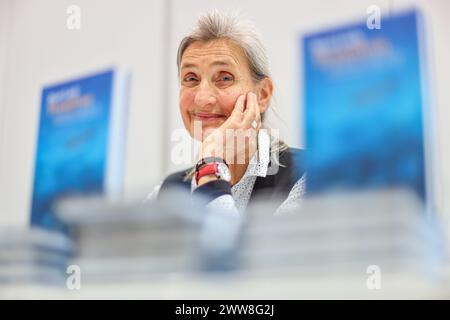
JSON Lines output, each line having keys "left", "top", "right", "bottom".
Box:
{"left": 2, "top": 268, "right": 450, "bottom": 299}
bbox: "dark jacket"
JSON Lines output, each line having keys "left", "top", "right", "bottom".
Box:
{"left": 158, "top": 148, "right": 306, "bottom": 210}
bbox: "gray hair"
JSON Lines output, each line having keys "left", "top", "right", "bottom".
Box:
{"left": 177, "top": 11, "right": 288, "bottom": 180}
{"left": 177, "top": 10, "right": 269, "bottom": 83}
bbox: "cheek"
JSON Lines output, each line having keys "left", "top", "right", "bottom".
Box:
{"left": 217, "top": 89, "right": 243, "bottom": 116}
{"left": 179, "top": 90, "right": 193, "bottom": 113}
{"left": 179, "top": 90, "right": 194, "bottom": 124}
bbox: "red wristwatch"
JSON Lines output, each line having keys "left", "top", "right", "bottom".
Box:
{"left": 195, "top": 162, "right": 231, "bottom": 184}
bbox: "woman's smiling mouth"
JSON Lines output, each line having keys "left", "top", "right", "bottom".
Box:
{"left": 192, "top": 112, "right": 227, "bottom": 122}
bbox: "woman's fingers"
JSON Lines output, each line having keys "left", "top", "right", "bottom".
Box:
{"left": 220, "top": 94, "right": 245, "bottom": 130}
{"left": 233, "top": 94, "right": 246, "bottom": 118}
{"left": 222, "top": 92, "right": 261, "bottom": 130}
{"left": 252, "top": 92, "right": 262, "bottom": 128}
{"left": 243, "top": 92, "right": 259, "bottom": 128}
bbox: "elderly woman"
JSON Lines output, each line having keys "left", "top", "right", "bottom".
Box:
{"left": 153, "top": 11, "right": 305, "bottom": 215}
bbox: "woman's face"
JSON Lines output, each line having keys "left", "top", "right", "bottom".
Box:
{"left": 179, "top": 39, "right": 260, "bottom": 141}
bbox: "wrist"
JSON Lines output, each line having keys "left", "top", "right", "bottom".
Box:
{"left": 195, "top": 158, "right": 231, "bottom": 185}
{"left": 197, "top": 174, "right": 220, "bottom": 186}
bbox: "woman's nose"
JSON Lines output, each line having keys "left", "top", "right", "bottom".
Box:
{"left": 194, "top": 82, "right": 217, "bottom": 107}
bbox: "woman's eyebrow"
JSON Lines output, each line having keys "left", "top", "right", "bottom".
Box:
{"left": 209, "top": 61, "right": 233, "bottom": 67}
{"left": 180, "top": 62, "right": 197, "bottom": 70}
{"left": 181, "top": 60, "right": 235, "bottom": 70}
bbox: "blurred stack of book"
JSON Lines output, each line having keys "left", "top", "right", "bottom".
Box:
{"left": 241, "top": 189, "right": 443, "bottom": 277}
{"left": 55, "top": 190, "right": 243, "bottom": 282}
{"left": 51, "top": 188, "right": 444, "bottom": 285}
{"left": 2, "top": 188, "right": 443, "bottom": 289}
{"left": 0, "top": 228, "right": 73, "bottom": 285}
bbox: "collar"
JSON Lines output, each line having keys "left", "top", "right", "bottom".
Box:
{"left": 244, "top": 129, "right": 271, "bottom": 178}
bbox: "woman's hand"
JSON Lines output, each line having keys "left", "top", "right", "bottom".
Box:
{"left": 198, "top": 92, "right": 261, "bottom": 184}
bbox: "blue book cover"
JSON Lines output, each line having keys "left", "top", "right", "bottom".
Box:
{"left": 30, "top": 68, "right": 130, "bottom": 230}
{"left": 303, "top": 10, "right": 428, "bottom": 202}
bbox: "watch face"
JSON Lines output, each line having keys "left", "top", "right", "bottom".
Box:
{"left": 217, "top": 163, "right": 231, "bottom": 182}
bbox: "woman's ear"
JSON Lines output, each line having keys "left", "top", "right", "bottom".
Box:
{"left": 257, "top": 77, "right": 273, "bottom": 114}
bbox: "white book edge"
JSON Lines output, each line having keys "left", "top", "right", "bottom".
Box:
{"left": 105, "top": 68, "right": 131, "bottom": 201}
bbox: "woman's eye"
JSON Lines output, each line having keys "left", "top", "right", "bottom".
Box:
{"left": 217, "top": 73, "right": 234, "bottom": 84}
{"left": 183, "top": 73, "right": 197, "bottom": 81}
{"left": 183, "top": 74, "right": 198, "bottom": 85}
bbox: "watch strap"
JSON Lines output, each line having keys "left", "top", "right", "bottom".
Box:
{"left": 195, "top": 163, "right": 218, "bottom": 184}
{"left": 195, "top": 157, "right": 228, "bottom": 172}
